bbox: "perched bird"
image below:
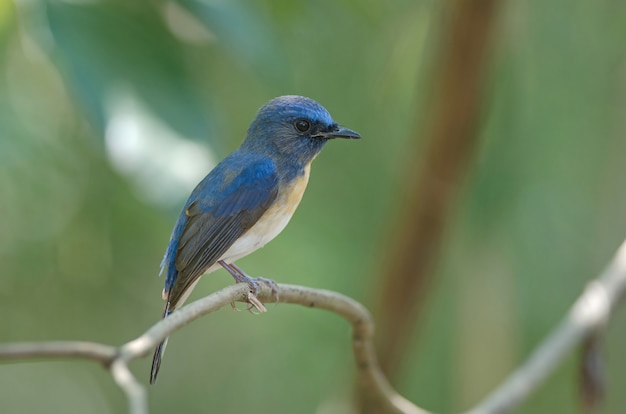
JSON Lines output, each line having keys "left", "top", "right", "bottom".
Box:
{"left": 150, "top": 95, "right": 360, "bottom": 383}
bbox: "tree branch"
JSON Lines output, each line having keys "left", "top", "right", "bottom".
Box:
{"left": 1, "top": 239, "right": 626, "bottom": 414}
{"left": 0, "top": 341, "right": 116, "bottom": 364}
{"left": 465, "top": 239, "right": 626, "bottom": 414}
{"left": 0, "top": 283, "right": 425, "bottom": 414}
{"left": 111, "top": 359, "right": 148, "bottom": 414}
{"left": 375, "top": 0, "right": 500, "bottom": 381}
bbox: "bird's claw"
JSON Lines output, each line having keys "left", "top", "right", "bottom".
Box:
{"left": 246, "top": 292, "right": 267, "bottom": 314}
{"left": 243, "top": 278, "right": 277, "bottom": 314}
{"left": 254, "top": 277, "right": 280, "bottom": 302}
{"left": 219, "top": 261, "right": 279, "bottom": 311}
{"left": 230, "top": 291, "right": 266, "bottom": 313}
{"left": 242, "top": 276, "right": 278, "bottom": 300}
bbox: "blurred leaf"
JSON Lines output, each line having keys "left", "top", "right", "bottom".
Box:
{"left": 45, "top": 1, "right": 211, "bottom": 140}
{"left": 179, "top": 0, "right": 290, "bottom": 86}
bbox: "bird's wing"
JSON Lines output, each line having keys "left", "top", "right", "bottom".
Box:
{"left": 165, "top": 155, "right": 279, "bottom": 307}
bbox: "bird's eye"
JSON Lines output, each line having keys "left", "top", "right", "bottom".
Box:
{"left": 294, "top": 119, "right": 311, "bottom": 133}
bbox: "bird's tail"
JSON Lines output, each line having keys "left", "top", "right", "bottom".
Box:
{"left": 150, "top": 301, "right": 171, "bottom": 384}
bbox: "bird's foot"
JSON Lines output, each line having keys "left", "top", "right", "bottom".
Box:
{"left": 251, "top": 277, "right": 279, "bottom": 300}
{"left": 246, "top": 293, "right": 267, "bottom": 314}
{"left": 219, "top": 261, "right": 279, "bottom": 312}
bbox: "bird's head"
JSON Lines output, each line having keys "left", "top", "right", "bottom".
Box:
{"left": 242, "top": 95, "right": 360, "bottom": 169}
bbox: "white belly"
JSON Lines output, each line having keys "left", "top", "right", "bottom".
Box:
{"left": 171, "top": 166, "right": 311, "bottom": 308}
{"left": 210, "top": 164, "right": 310, "bottom": 270}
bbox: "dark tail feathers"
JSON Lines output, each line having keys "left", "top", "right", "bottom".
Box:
{"left": 149, "top": 301, "right": 171, "bottom": 384}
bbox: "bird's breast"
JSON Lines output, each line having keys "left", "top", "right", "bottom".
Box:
{"left": 220, "top": 164, "right": 311, "bottom": 263}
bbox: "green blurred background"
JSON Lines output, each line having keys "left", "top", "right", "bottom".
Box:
{"left": 1, "top": 0, "right": 626, "bottom": 413}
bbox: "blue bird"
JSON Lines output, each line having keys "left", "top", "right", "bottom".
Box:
{"left": 150, "top": 95, "right": 360, "bottom": 383}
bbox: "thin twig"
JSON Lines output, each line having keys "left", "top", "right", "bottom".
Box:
{"left": 111, "top": 359, "right": 148, "bottom": 414}
{"left": 465, "top": 240, "right": 626, "bottom": 414}
{"left": 0, "top": 341, "right": 116, "bottom": 364}
{"left": 0, "top": 341, "right": 142, "bottom": 413}
{"left": 266, "top": 285, "right": 428, "bottom": 414}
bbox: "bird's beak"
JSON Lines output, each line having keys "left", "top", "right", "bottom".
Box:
{"left": 318, "top": 126, "right": 361, "bottom": 140}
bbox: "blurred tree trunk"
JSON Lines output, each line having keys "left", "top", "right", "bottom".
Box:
{"left": 359, "top": 0, "right": 500, "bottom": 411}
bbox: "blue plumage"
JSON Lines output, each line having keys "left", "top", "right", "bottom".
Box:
{"left": 161, "top": 152, "right": 279, "bottom": 298}
{"left": 150, "top": 95, "right": 359, "bottom": 384}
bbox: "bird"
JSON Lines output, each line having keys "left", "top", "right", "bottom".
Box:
{"left": 150, "top": 95, "right": 360, "bottom": 384}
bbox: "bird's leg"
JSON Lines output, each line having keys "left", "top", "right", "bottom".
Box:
{"left": 231, "top": 262, "right": 279, "bottom": 301}
{"left": 218, "top": 261, "right": 280, "bottom": 303}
